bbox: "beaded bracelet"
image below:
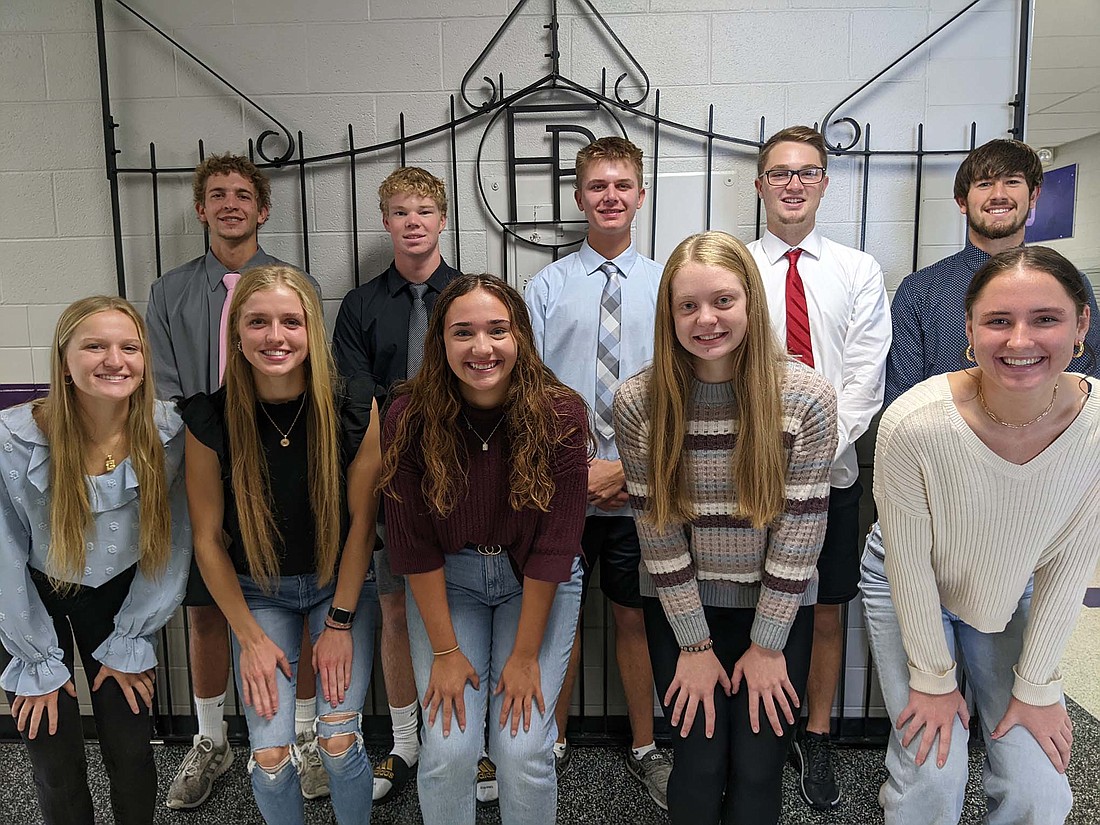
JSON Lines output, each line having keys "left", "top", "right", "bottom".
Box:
{"left": 680, "top": 639, "right": 714, "bottom": 653}
{"left": 433, "top": 644, "right": 461, "bottom": 657}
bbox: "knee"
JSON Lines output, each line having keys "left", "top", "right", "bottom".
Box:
{"left": 380, "top": 592, "right": 407, "bottom": 627}
{"left": 611, "top": 603, "right": 646, "bottom": 637}
{"left": 252, "top": 745, "right": 292, "bottom": 773}
{"left": 188, "top": 605, "right": 228, "bottom": 638}
{"left": 317, "top": 712, "right": 360, "bottom": 758}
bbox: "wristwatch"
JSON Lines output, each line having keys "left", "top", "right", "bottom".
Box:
{"left": 327, "top": 606, "right": 355, "bottom": 626}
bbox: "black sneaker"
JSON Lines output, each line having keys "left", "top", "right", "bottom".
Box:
{"left": 792, "top": 730, "right": 841, "bottom": 810}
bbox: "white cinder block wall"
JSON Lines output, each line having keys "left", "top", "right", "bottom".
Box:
{"left": 1044, "top": 132, "right": 1100, "bottom": 277}
{"left": 1, "top": 0, "right": 1023, "bottom": 720}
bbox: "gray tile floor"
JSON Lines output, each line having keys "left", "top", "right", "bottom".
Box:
{"left": 2, "top": 699, "right": 1098, "bottom": 824}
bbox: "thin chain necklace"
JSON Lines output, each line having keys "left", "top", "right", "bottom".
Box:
{"left": 258, "top": 393, "right": 307, "bottom": 447}
{"left": 977, "top": 380, "right": 1058, "bottom": 429}
{"left": 462, "top": 413, "right": 505, "bottom": 452}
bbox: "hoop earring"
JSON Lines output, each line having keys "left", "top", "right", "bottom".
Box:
{"left": 965, "top": 344, "right": 976, "bottom": 363}
{"left": 236, "top": 341, "right": 242, "bottom": 352}
{"left": 1074, "top": 340, "right": 1085, "bottom": 358}
{"left": 64, "top": 375, "right": 74, "bottom": 385}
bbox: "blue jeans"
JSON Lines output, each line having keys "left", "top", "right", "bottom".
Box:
{"left": 860, "top": 528, "right": 1072, "bottom": 825}
{"left": 233, "top": 574, "right": 377, "bottom": 825}
{"left": 406, "top": 548, "right": 582, "bottom": 825}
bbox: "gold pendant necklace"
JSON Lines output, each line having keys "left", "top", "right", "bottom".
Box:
{"left": 258, "top": 393, "right": 308, "bottom": 447}
{"left": 462, "top": 413, "right": 505, "bottom": 452}
{"left": 977, "top": 381, "right": 1058, "bottom": 429}
{"left": 91, "top": 431, "right": 127, "bottom": 473}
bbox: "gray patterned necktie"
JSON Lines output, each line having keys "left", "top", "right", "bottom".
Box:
{"left": 595, "top": 262, "right": 622, "bottom": 441}
{"left": 406, "top": 283, "right": 429, "bottom": 378}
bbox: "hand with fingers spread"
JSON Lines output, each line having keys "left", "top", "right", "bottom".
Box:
{"left": 730, "top": 642, "right": 800, "bottom": 736}
{"left": 313, "top": 626, "right": 354, "bottom": 708}
{"left": 664, "top": 645, "right": 731, "bottom": 739}
{"left": 11, "top": 680, "right": 78, "bottom": 740}
{"left": 424, "top": 648, "right": 478, "bottom": 737}
{"left": 92, "top": 665, "right": 156, "bottom": 714}
{"left": 496, "top": 653, "right": 544, "bottom": 736}
{"left": 991, "top": 696, "right": 1073, "bottom": 773}
{"left": 896, "top": 687, "right": 970, "bottom": 769}
{"left": 238, "top": 633, "right": 293, "bottom": 720}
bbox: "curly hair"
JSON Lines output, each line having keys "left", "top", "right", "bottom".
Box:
{"left": 379, "top": 274, "right": 589, "bottom": 516}
{"left": 378, "top": 166, "right": 448, "bottom": 219}
{"left": 192, "top": 153, "right": 272, "bottom": 213}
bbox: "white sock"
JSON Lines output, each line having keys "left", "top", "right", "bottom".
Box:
{"left": 389, "top": 701, "right": 419, "bottom": 766}
{"left": 295, "top": 697, "right": 317, "bottom": 739}
{"left": 195, "top": 693, "right": 226, "bottom": 746}
{"left": 632, "top": 742, "right": 656, "bottom": 760}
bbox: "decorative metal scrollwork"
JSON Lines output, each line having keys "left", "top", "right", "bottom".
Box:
{"left": 110, "top": 0, "right": 296, "bottom": 164}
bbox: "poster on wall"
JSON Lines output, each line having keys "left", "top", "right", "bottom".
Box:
{"left": 1025, "top": 163, "right": 1076, "bottom": 243}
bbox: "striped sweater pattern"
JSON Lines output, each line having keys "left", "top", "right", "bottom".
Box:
{"left": 614, "top": 361, "right": 838, "bottom": 651}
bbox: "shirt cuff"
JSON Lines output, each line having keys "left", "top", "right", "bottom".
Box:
{"left": 668, "top": 609, "right": 712, "bottom": 650}
{"left": 0, "top": 646, "right": 70, "bottom": 696}
{"left": 521, "top": 551, "right": 576, "bottom": 584}
{"left": 749, "top": 614, "right": 792, "bottom": 652}
{"left": 907, "top": 660, "right": 957, "bottom": 696}
{"left": 93, "top": 632, "right": 157, "bottom": 675}
{"left": 1011, "top": 665, "right": 1064, "bottom": 707}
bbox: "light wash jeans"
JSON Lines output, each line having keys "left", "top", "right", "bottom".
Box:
{"left": 860, "top": 525, "right": 1072, "bottom": 825}
{"left": 406, "top": 548, "right": 582, "bottom": 825}
{"left": 233, "top": 574, "right": 378, "bottom": 825}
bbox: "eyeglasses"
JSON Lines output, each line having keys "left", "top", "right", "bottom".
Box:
{"left": 759, "top": 166, "right": 826, "bottom": 186}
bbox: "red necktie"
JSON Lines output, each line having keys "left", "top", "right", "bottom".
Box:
{"left": 784, "top": 249, "right": 814, "bottom": 367}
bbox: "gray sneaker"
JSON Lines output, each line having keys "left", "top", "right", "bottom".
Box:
{"left": 297, "top": 731, "right": 330, "bottom": 800}
{"left": 625, "top": 748, "right": 671, "bottom": 811}
{"left": 165, "top": 723, "right": 234, "bottom": 810}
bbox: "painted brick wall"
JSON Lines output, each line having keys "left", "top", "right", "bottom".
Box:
{"left": 0, "top": 0, "right": 1023, "bottom": 720}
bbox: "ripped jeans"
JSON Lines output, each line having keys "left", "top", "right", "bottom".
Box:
{"left": 233, "top": 574, "right": 377, "bottom": 825}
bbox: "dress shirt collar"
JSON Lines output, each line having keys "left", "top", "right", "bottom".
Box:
{"left": 758, "top": 227, "right": 823, "bottom": 265}
{"left": 960, "top": 239, "right": 993, "bottom": 274}
{"left": 384, "top": 259, "right": 455, "bottom": 297}
{"left": 203, "top": 247, "right": 270, "bottom": 290}
{"left": 577, "top": 238, "right": 639, "bottom": 278}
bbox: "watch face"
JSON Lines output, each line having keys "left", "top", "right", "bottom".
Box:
{"left": 328, "top": 607, "right": 354, "bottom": 624}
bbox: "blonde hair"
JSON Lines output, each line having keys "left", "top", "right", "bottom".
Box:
{"left": 37, "top": 297, "right": 171, "bottom": 590}
{"left": 646, "top": 232, "right": 786, "bottom": 530}
{"left": 222, "top": 265, "right": 342, "bottom": 588}
{"left": 378, "top": 167, "right": 448, "bottom": 219}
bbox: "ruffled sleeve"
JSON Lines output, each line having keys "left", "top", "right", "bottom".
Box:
{"left": 0, "top": 407, "right": 70, "bottom": 695}
{"left": 93, "top": 402, "right": 192, "bottom": 674}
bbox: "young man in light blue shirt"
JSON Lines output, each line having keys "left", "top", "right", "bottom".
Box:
{"left": 525, "top": 136, "right": 670, "bottom": 810}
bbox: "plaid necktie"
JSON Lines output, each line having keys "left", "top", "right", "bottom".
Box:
{"left": 406, "top": 283, "right": 429, "bottom": 378}
{"left": 595, "top": 262, "right": 622, "bottom": 441}
{"left": 784, "top": 248, "right": 814, "bottom": 367}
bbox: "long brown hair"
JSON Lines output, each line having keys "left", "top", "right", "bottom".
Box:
{"left": 379, "top": 274, "right": 587, "bottom": 516}
{"left": 646, "top": 231, "right": 786, "bottom": 530}
{"left": 37, "top": 297, "right": 171, "bottom": 590}
{"left": 222, "top": 265, "right": 342, "bottom": 588}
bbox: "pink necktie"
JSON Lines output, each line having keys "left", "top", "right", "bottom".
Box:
{"left": 218, "top": 271, "right": 241, "bottom": 382}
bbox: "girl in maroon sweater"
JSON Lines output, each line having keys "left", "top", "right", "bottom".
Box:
{"left": 380, "top": 274, "right": 588, "bottom": 825}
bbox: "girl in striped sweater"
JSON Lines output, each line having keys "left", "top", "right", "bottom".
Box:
{"left": 614, "top": 231, "right": 837, "bottom": 824}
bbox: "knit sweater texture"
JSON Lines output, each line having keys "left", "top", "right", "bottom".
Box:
{"left": 614, "top": 361, "right": 838, "bottom": 651}
{"left": 383, "top": 392, "right": 588, "bottom": 584}
{"left": 874, "top": 373, "right": 1100, "bottom": 706}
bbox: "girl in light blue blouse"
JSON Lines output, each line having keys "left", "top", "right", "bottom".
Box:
{"left": 0, "top": 296, "right": 190, "bottom": 825}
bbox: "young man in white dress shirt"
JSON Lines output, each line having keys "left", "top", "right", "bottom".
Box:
{"left": 525, "top": 137, "right": 671, "bottom": 810}
{"left": 747, "top": 125, "right": 891, "bottom": 812}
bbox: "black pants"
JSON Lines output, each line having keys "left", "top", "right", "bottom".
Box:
{"left": 1, "top": 565, "right": 156, "bottom": 825}
{"left": 643, "top": 597, "right": 814, "bottom": 825}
